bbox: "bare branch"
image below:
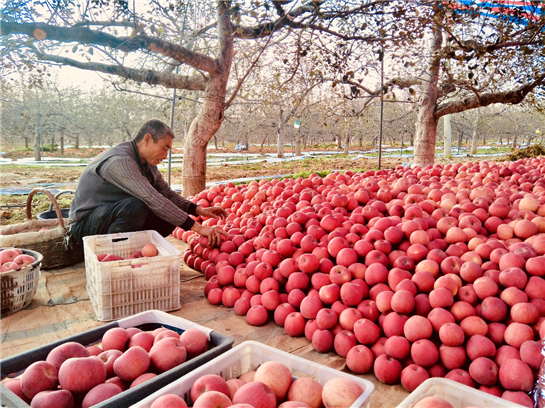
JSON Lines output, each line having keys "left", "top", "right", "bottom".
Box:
{"left": 224, "top": 35, "right": 274, "bottom": 108}
{"left": 436, "top": 75, "right": 545, "bottom": 118}
{"left": 1, "top": 21, "right": 220, "bottom": 75}
{"left": 35, "top": 51, "right": 207, "bottom": 90}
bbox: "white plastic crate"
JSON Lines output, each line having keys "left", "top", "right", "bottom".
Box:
{"left": 132, "top": 340, "right": 375, "bottom": 408}
{"left": 397, "top": 378, "right": 526, "bottom": 408}
{"left": 83, "top": 230, "right": 181, "bottom": 321}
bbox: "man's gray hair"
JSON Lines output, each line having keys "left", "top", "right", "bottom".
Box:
{"left": 133, "top": 120, "right": 175, "bottom": 143}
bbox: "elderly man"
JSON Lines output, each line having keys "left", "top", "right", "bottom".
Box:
{"left": 68, "top": 119, "right": 227, "bottom": 246}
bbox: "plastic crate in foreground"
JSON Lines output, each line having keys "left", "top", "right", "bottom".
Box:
{"left": 397, "top": 378, "right": 526, "bottom": 408}
{"left": 133, "top": 340, "right": 375, "bottom": 408}
{"left": 83, "top": 230, "right": 181, "bottom": 321}
{"left": 0, "top": 310, "right": 234, "bottom": 408}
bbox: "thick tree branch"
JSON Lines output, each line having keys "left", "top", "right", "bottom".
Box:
{"left": 1, "top": 21, "right": 220, "bottom": 75}
{"left": 435, "top": 76, "right": 545, "bottom": 118}
{"left": 36, "top": 51, "right": 207, "bottom": 90}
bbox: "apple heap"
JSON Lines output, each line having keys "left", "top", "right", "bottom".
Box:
{"left": 0, "top": 248, "right": 38, "bottom": 272}
{"left": 147, "top": 361, "right": 365, "bottom": 408}
{"left": 97, "top": 242, "right": 159, "bottom": 262}
{"left": 177, "top": 159, "right": 545, "bottom": 407}
{"left": 2, "top": 326, "right": 209, "bottom": 408}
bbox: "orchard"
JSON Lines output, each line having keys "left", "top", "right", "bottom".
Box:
{"left": 177, "top": 158, "right": 545, "bottom": 408}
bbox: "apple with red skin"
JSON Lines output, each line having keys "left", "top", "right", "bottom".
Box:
{"left": 58, "top": 356, "right": 107, "bottom": 394}
{"left": 321, "top": 377, "right": 364, "bottom": 408}
{"left": 30, "top": 389, "right": 74, "bottom": 408}
{"left": 46, "top": 341, "right": 91, "bottom": 371}
{"left": 286, "top": 377, "right": 323, "bottom": 408}
{"left": 149, "top": 337, "right": 187, "bottom": 373}
{"left": 401, "top": 364, "right": 430, "bottom": 392}
{"left": 232, "top": 381, "right": 276, "bottom": 408}
{"left": 284, "top": 312, "right": 306, "bottom": 337}
{"left": 373, "top": 354, "right": 403, "bottom": 384}
{"left": 102, "top": 327, "right": 130, "bottom": 352}
{"left": 21, "top": 361, "right": 59, "bottom": 400}
{"left": 150, "top": 394, "right": 188, "bottom": 408}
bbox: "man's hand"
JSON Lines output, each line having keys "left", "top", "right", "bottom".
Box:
{"left": 196, "top": 205, "right": 227, "bottom": 220}
{"left": 191, "top": 223, "right": 228, "bottom": 248}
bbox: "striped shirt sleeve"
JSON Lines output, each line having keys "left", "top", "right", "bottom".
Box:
{"left": 99, "top": 156, "right": 196, "bottom": 230}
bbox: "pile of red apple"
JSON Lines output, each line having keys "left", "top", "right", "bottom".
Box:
{"left": 147, "top": 361, "right": 364, "bottom": 408}
{"left": 176, "top": 158, "right": 545, "bottom": 407}
{"left": 2, "top": 325, "right": 209, "bottom": 408}
{"left": 97, "top": 242, "right": 159, "bottom": 262}
{"left": 0, "top": 248, "right": 38, "bottom": 272}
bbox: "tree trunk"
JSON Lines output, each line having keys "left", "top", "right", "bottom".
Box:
{"left": 277, "top": 108, "right": 288, "bottom": 158}
{"left": 181, "top": 1, "right": 233, "bottom": 197}
{"left": 337, "top": 136, "right": 342, "bottom": 150}
{"left": 470, "top": 112, "right": 480, "bottom": 155}
{"left": 75, "top": 135, "right": 79, "bottom": 149}
{"left": 443, "top": 114, "right": 452, "bottom": 158}
{"left": 512, "top": 134, "right": 518, "bottom": 149}
{"left": 51, "top": 135, "right": 55, "bottom": 152}
{"left": 60, "top": 136, "right": 64, "bottom": 155}
{"left": 295, "top": 130, "right": 301, "bottom": 156}
{"left": 344, "top": 133, "right": 350, "bottom": 155}
{"left": 24, "top": 137, "right": 29, "bottom": 148}
{"left": 413, "top": 15, "right": 443, "bottom": 167}
{"left": 34, "top": 95, "right": 41, "bottom": 162}
{"left": 214, "top": 135, "right": 218, "bottom": 150}
{"left": 277, "top": 126, "right": 285, "bottom": 158}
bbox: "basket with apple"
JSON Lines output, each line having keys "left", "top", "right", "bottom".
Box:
{"left": 0, "top": 247, "right": 43, "bottom": 316}
{"left": 0, "top": 188, "right": 83, "bottom": 269}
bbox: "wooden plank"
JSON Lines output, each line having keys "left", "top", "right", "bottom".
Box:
{"left": 0, "top": 236, "right": 410, "bottom": 407}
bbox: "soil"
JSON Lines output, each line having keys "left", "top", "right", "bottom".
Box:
{"left": 0, "top": 152, "right": 474, "bottom": 225}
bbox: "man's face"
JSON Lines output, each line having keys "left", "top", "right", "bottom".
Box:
{"left": 143, "top": 134, "right": 172, "bottom": 166}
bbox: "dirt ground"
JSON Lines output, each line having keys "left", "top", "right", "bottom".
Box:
{"left": 0, "top": 153, "right": 473, "bottom": 225}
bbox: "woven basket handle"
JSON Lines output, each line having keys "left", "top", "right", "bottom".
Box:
{"left": 48, "top": 190, "right": 75, "bottom": 211}
{"left": 26, "top": 188, "right": 66, "bottom": 231}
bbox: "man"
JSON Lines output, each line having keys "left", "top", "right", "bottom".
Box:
{"left": 68, "top": 119, "right": 227, "bottom": 246}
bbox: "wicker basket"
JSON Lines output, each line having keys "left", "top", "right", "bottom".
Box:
{"left": 1, "top": 248, "right": 43, "bottom": 316}
{"left": 0, "top": 188, "right": 83, "bottom": 269}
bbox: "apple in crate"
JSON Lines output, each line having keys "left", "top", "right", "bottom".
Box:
{"left": 179, "top": 328, "right": 209, "bottom": 359}
{"left": 46, "top": 341, "right": 91, "bottom": 370}
{"left": 151, "top": 394, "right": 188, "bottom": 408}
{"left": 190, "top": 374, "right": 230, "bottom": 404}
{"left": 30, "top": 389, "right": 74, "bottom": 408}
{"left": 20, "top": 361, "right": 59, "bottom": 400}
{"left": 322, "top": 377, "right": 364, "bottom": 408}
{"left": 150, "top": 338, "right": 187, "bottom": 373}
{"left": 142, "top": 243, "right": 159, "bottom": 257}
{"left": 82, "top": 383, "right": 123, "bottom": 408}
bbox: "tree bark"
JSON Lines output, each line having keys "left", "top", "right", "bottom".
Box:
{"left": 413, "top": 14, "right": 443, "bottom": 168}
{"left": 344, "top": 133, "right": 350, "bottom": 155}
{"left": 75, "top": 135, "right": 79, "bottom": 149}
{"left": 277, "top": 126, "right": 285, "bottom": 158}
{"left": 470, "top": 112, "right": 479, "bottom": 155}
{"left": 34, "top": 94, "right": 41, "bottom": 162}
{"left": 337, "top": 136, "right": 342, "bottom": 150}
{"left": 181, "top": 1, "right": 233, "bottom": 197}
{"left": 51, "top": 135, "right": 55, "bottom": 152}
{"left": 295, "top": 130, "right": 301, "bottom": 156}
{"left": 60, "top": 136, "right": 64, "bottom": 155}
